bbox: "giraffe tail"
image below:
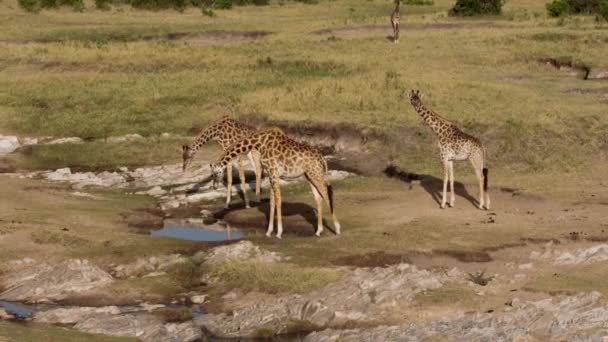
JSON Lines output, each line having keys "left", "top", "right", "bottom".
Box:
{"left": 327, "top": 184, "right": 335, "bottom": 214}
{"left": 482, "top": 168, "right": 489, "bottom": 191}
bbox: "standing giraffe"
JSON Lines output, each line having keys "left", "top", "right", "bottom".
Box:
{"left": 408, "top": 90, "right": 490, "bottom": 210}
{"left": 391, "top": 0, "right": 401, "bottom": 44}
{"left": 210, "top": 127, "right": 341, "bottom": 239}
{"left": 182, "top": 116, "right": 262, "bottom": 209}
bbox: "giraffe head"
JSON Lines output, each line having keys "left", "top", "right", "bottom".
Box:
{"left": 409, "top": 89, "right": 422, "bottom": 107}
{"left": 182, "top": 145, "right": 195, "bottom": 172}
{"left": 209, "top": 162, "right": 226, "bottom": 190}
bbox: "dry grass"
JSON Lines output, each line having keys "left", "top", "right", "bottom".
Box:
{"left": 208, "top": 260, "right": 344, "bottom": 294}
{"left": 0, "top": 0, "right": 606, "bottom": 176}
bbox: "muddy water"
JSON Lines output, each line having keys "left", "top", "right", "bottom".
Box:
{"left": 151, "top": 219, "right": 242, "bottom": 242}
{"left": 0, "top": 300, "right": 34, "bottom": 319}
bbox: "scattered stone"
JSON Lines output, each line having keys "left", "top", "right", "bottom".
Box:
{"left": 0, "top": 308, "right": 14, "bottom": 320}
{"left": 518, "top": 263, "right": 533, "bottom": 270}
{"left": 0, "top": 259, "right": 114, "bottom": 302}
{"left": 46, "top": 137, "right": 84, "bottom": 145}
{"left": 195, "top": 241, "right": 282, "bottom": 266}
{"left": 190, "top": 295, "right": 207, "bottom": 304}
{"left": 0, "top": 135, "right": 20, "bottom": 155}
{"left": 160, "top": 133, "right": 171, "bottom": 139}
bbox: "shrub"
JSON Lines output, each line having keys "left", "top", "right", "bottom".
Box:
{"left": 450, "top": 0, "right": 504, "bottom": 16}
{"left": 404, "top": 0, "right": 433, "bottom": 5}
{"left": 94, "top": 0, "right": 113, "bottom": 10}
{"left": 546, "top": 0, "right": 608, "bottom": 20}
{"left": 18, "top": 0, "right": 39, "bottom": 11}
{"left": 546, "top": 0, "right": 570, "bottom": 17}
{"left": 213, "top": 0, "right": 232, "bottom": 8}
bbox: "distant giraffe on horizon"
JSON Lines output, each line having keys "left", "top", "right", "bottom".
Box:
{"left": 182, "top": 116, "right": 262, "bottom": 209}
{"left": 408, "top": 90, "right": 490, "bottom": 210}
{"left": 391, "top": 0, "right": 401, "bottom": 44}
{"left": 210, "top": 127, "right": 341, "bottom": 239}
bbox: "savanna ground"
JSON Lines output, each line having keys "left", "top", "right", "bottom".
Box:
{"left": 1, "top": 0, "right": 608, "bottom": 339}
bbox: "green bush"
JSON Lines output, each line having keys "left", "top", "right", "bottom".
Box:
{"left": 450, "top": 0, "right": 503, "bottom": 16}
{"left": 601, "top": 0, "right": 608, "bottom": 20}
{"left": 546, "top": 0, "right": 608, "bottom": 19}
{"left": 18, "top": 0, "right": 39, "bottom": 11}
{"left": 213, "top": 0, "right": 232, "bottom": 8}
{"left": 94, "top": 0, "right": 112, "bottom": 10}
{"left": 546, "top": 0, "right": 569, "bottom": 16}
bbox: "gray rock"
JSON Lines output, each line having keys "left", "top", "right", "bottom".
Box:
{"left": 46, "top": 137, "right": 84, "bottom": 145}
{"left": 0, "top": 135, "right": 20, "bottom": 155}
{"left": 136, "top": 186, "right": 167, "bottom": 197}
{"left": 587, "top": 67, "right": 608, "bottom": 80}
{"left": 196, "top": 263, "right": 450, "bottom": 338}
{"left": 196, "top": 241, "right": 283, "bottom": 266}
{"left": 531, "top": 244, "right": 608, "bottom": 265}
{"left": 305, "top": 292, "right": 608, "bottom": 342}
{"left": 112, "top": 254, "right": 188, "bottom": 279}
{"left": 106, "top": 134, "right": 144, "bottom": 143}
{"left": 1, "top": 259, "right": 114, "bottom": 302}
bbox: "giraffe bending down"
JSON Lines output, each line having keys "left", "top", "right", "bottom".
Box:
{"left": 210, "top": 128, "right": 341, "bottom": 239}
{"left": 182, "top": 116, "right": 262, "bottom": 209}
{"left": 409, "top": 90, "right": 490, "bottom": 210}
{"left": 391, "top": 0, "right": 400, "bottom": 44}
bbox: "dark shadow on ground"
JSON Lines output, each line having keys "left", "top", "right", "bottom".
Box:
{"left": 214, "top": 199, "right": 337, "bottom": 237}
{"left": 384, "top": 164, "right": 479, "bottom": 208}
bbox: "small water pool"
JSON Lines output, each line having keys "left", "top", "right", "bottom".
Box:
{"left": 151, "top": 219, "right": 242, "bottom": 242}
{"left": 0, "top": 300, "right": 34, "bottom": 319}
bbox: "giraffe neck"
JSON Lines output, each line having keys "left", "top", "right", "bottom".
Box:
{"left": 413, "top": 102, "right": 451, "bottom": 137}
{"left": 189, "top": 122, "right": 228, "bottom": 152}
{"left": 219, "top": 140, "right": 256, "bottom": 167}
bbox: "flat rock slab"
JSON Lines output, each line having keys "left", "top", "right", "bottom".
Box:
{"left": 0, "top": 259, "right": 114, "bottom": 302}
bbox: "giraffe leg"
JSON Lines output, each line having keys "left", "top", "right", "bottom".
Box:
{"left": 247, "top": 152, "right": 262, "bottom": 202}
{"left": 448, "top": 160, "right": 455, "bottom": 207}
{"left": 224, "top": 162, "right": 233, "bottom": 209}
{"left": 440, "top": 160, "right": 449, "bottom": 209}
{"left": 237, "top": 156, "right": 250, "bottom": 209}
{"left": 470, "top": 157, "right": 485, "bottom": 210}
{"left": 310, "top": 175, "right": 341, "bottom": 235}
{"left": 272, "top": 175, "right": 283, "bottom": 239}
{"left": 266, "top": 177, "right": 275, "bottom": 238}
{"left": 309, "top": 182, "right": 324, "bottom": 237}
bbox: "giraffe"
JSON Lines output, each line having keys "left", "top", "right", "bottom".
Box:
{"left": 391, "top": 0, "right": 401, "bottom": 44}
{"left": 408, "top": 90, "right": 490, "bottom": 210}
{"left": 210, "top": 127, "right": 341, "bottom": 239}
{"left": 182, "top": 116, "right": 262, "bottom": 209}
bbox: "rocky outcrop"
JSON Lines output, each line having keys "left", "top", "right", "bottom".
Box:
{"left": 0, "top": 135, "right": 20, "bottom": 155}
{"left": 0, "top": 259, "right": 114, "bottom": 302}
{"left": 530, "top": 244, "right": 608, "bottom": 265}
{"left": 305, "top": 292, "right": 608, "bottom": 341}
{"left": 196, "top": 264, "right": 459, "bottom": 338}
{"left": 35, "top": 306, "right": 201, "bottom": 342}
{"left": 587, "top": 67, "right": 608, "bottom": 80}
{"left": 111, "top": 254, "right": 189, "bottom": 279}
{"left": 46, "top": 137, "right": 84, "bottom": 145}
{"left": 195, "top": 241, "right": 283, "bottom": 266}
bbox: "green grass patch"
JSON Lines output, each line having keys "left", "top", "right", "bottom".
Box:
{"left": 414, "top": 284, "right": 475, "bottom": 306}
{"left": 8, "top": 139, "right": 187, "bottom": 171}
{"left": 31, "top": 229, "right": 90, "bottom": 247}
{"left": 0, "top": 321, "right": 135, "bottom": 342}
{"left": 209, "top": 261, "right": 343, "bottom": 294}
{"left": 525, "top": 263, "right": 608, "bottom": 295}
